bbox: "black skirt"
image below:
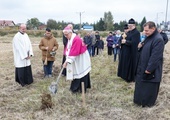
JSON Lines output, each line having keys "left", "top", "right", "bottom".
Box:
{"left": 70, "top": 73, "right": 91, "bottom": 93}
{"left": 134, "top": 80, "right": 160, "bottom": 107}
{"left": 61, "top": 55, "right": 66, "bottom": 76}
{"left": 15, "top": 65, "right": 33, "bottom": 86}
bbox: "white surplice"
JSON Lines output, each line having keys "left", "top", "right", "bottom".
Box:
{"left": 12, "top": 32, "right": 33, "bottom": 68}
{"left": 65, "top": 33, "right": 91, "bottom": 80}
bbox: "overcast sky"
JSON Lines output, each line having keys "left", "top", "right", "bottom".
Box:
{"left": 0, "top": 0, "right": 169, "bottom": 24}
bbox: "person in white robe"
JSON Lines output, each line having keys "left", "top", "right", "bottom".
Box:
{"left": 62, "top": 26, "right": 91, "bottom": 93}
{"left": 12, "top": 24, "right": 34, "bottom": 86}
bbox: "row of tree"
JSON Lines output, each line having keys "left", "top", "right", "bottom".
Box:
{"left": 26, "top": 11, "right": 147, "bottom": 32}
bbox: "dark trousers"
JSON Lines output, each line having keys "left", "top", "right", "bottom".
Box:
{"left": 107, "top": 46, "right": 113, "bottom": 55}
{"left": 94, "top": 46, "right": 99, "bottom": 55}
{"left": 43, "top": 61, "right": 54, "bottom": 76}
{"left": 87, "top": 47, "right": 92, "bottom": 56}
{"left": 113, "top": 47, "right": 120, "bottom": 61}
{"left": 91, "top": 45, "right": 95, "bottom": 56}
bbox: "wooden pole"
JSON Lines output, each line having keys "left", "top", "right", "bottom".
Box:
{"left": 81, "top": 82, "right": 86, "bottom": 107}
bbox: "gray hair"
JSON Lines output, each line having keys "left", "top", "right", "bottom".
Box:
{"left": 63, "top": 29, "right": 72, "bottom": 33}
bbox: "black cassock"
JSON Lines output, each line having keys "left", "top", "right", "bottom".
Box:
{"left": 70, "top": 73, "right": 91, "bottom": 93}
{"left": 15, "top": 65, "right": 33, "bottom": 86}
{"left": 134, "top": 30, "right": 164, "bottom": 107}
{"left": 61, "top": 35, "right": 68, "bottom": 76}
{"left": 118, "top": 32, "right": 132, "bottom": 81}
{"left": 117, "top": 28, "right": 140, "bottom": 82}
{"left": 134, "top": 80, "right": 160, "bottom": 107}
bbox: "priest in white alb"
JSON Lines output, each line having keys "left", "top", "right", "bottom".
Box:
{"left": 12, "top": 24, "right": 34, "bottom": 86}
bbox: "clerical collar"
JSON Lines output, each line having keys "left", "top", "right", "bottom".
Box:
{"left": 19, "top": 31, "right": 24, "bottom": 35}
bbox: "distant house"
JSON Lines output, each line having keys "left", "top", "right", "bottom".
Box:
{"left": 0, "top": 20, "right": 15, "bottom": 28}
{"left": 38, "top": 24, "right": 46, "bottom": 30}
{"left": 82, "top": 25, "right": 94, "bottom": 31}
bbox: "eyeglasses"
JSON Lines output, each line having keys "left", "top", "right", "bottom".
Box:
{"left": 64, "top": 33, "right": 69, "bottom": 37}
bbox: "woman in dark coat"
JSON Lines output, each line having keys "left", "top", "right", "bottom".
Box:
{"left": 106, "top": 32, "right": 114, "bottom": 55}
{"left": 134, "top": 21, "right": 164, "bottom": 107}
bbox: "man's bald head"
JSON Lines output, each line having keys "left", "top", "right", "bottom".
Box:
{"left": 19, "top": 24, "right": 27, "bottom": 33}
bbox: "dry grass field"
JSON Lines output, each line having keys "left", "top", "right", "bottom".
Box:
{"left": 0, "top": 35, "right": 170, "bottom": 120}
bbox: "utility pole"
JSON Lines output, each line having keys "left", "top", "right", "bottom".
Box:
{"left": 165, "top": 0, "right": 169, "bottom": 30}
{"left": 77, "top": 11, "right": 84, "bottom": 30}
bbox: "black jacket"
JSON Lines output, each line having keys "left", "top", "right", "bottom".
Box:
{"left": 83, "top": 36, "right": 92, "bottom": 49}
{"left": 160, "top": 32, "right": 168, "bottom": 44}
{"left": 136, "top": 30, "right": 164, "bottom": 82}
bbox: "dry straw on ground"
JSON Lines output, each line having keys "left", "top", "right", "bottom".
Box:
{"left": 0, "top": 35, "right": 170, "bottom": 120}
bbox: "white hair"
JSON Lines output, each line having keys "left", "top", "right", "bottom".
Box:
{"left": 117, "top": 30, "right": 121, "bottom": 33}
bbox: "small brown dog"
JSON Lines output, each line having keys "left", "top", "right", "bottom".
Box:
{"left": 40, "top": 93, "right": 53, "bottom": 110}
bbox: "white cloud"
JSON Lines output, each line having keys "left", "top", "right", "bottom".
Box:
{"left": 0, "top": 0, "right": 169, "bottom": 24}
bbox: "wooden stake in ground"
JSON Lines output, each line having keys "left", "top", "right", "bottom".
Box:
{"left": 81, "top": 82, "right": 86, "bottom": 107}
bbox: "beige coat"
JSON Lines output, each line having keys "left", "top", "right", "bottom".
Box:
{"left": 39, "top": 34, "right": 59, "bottom": 61}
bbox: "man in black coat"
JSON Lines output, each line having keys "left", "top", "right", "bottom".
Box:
{"left": 158, "top": 28, "right": 168, "bottom": 45}
{"left": 94, "top": 31, "right": 100, "bottom": 55}
{"left": 118, "top": 18, "right": 140, "bottom": 82}
{"left": 134, "top": 21, "right": 164, "bottom": 107}
{"left": 83, "top": 32, "right": 92, "bottom": 56}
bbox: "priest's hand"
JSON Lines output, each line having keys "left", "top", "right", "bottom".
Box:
{"left": 138, "top": 42, "right": 143, "bottom": 49}
{"left": 63, "top": 62, "right": 67, "bottom": 68}
{"left": 145, "top": 70, "right": 151, "bottom": 74}
{"left": 25, "top": 56, "right": 30, "bottom": 60}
